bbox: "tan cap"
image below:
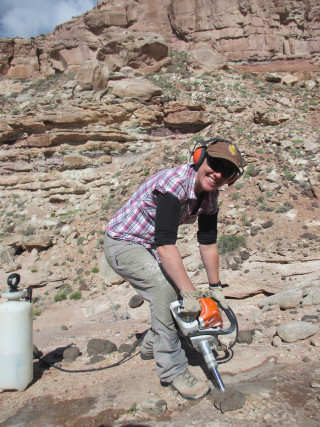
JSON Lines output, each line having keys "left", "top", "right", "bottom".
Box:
{"left": 207, "top": 140, "right": 244, "bottom": 171}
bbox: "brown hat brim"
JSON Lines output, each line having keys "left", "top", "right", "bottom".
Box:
{"left": 207, "top": 141, "right": 242, "bottom": 171}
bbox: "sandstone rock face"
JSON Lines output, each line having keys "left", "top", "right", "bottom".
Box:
{"left": 168, "top": 0, "right": 320, "bottom": 61}
{"left": 97, "top": 32, "right": 168, "bottom": 71}
{"left": 77, "top": 60, "right": 109, "bottom": 90}
{"left": 6, "top": 39, "right": 39, "bottom": 79}
{"left": 0, "top": 0, "right": 319, "bottom": 78}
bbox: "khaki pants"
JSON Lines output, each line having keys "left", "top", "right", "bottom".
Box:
{"left": 104, "top": 234, "right": 188, "bottom": 383}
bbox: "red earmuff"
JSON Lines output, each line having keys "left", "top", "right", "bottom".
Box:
{"left": 226, "top": 174, "right": 239, "bottom": 186}
{"left": 193, "top": 146, "right": 207, "bottom": 167}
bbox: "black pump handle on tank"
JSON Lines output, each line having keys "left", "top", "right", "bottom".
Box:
{"left": 7, "top": 273, "right": 21, "bottom": 292}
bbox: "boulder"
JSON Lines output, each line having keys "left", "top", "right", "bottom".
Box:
{"left": 281, "top": 74, "right": 300, "bottom": 86}
{"left": 87, "top": 338, "right": 117, "bottom": 356}
{"left": 164, "top": 101, "right": 211, "bottom": 131}
{"left": 302, "top": 287, "right": 320, "bottom": 306}
{"left": 277, "top": 321, "right": 319, "bottom": 343}
{"left": 21, "top": 235, "right": 54, "bottom": 252}
{"left": 190, "top": 47, "right": 226, "bottom": 70}
{"left": 112, "top": 79, "right": 162, "bottom": 101}
{"left": 258, "top": 288, "right": 303, "bottom": 310}
{"left": 254, "top": 108, "right": 291, "bottom": 126}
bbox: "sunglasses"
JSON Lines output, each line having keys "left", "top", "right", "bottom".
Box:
{"left": 206, "top": 156, "right": 238, "bottom": 181}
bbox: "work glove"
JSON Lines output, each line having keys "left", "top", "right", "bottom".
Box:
{"left": 203, "top": 282, "right": 228, "bottom": 310}
{"left": 180, "top": 290, "right": 201, "bottom": 317}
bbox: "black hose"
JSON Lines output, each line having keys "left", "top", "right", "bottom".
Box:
{"left": 33, "top": 330, "right": 147, "bottom": 374}
{"left": 222, "top": 305, "right": 238, "bottom": 349}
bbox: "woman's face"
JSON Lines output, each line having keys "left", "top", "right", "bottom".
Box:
{"left": 194, "top": 157, "right": 235, "bottom": 194}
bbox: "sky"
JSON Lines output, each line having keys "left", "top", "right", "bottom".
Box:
{"left": 0, "top": 0, "right": 98, "bottom": 39}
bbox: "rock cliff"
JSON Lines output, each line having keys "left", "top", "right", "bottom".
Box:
{"left": 1, "top": 0, "right": 320, "bottom": 79}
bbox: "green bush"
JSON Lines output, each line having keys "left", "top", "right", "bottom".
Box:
{"left": 243, "top": 164, "right": 254, "bottom": 179}
{"left": 230, "top": 192, "right": 240, "bottom": 201}
{"left": 54, "top": 293, "right": 67, "bottom": 302}
{"left": 218, "top": 234, "right": 246, "bottom": 255}
{"left": 276, "top": 205, "right": 292, "bottom": 213}
{"left": 33, "top": 308, "right": 41, "bottom": 317}
{"left": 70, "top": 291, "right": 82, "bottom": 300}
{"left": 24, "top": 225, "right": 35, "bottom": 236}
{"left": 77, "top": 236, "right": 87, "bottom": 246}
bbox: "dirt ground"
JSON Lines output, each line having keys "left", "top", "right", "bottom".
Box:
{"left": 1, "top": 274, "right": 319, "bottom": 426}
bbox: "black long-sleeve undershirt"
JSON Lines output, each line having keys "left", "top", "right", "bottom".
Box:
{"left": 153, "top": 192, "right": 218, "bottom": 247}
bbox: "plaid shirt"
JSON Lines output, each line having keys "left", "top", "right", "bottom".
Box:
{"left": 106, "top": 163, "right": 219, "bottom": 249}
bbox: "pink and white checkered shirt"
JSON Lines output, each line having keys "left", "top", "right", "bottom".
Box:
{"left": 106, "top": 163, "right": 219, "bottom": 249}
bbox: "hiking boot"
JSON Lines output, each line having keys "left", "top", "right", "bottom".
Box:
{"left": 169, "top": 368, "right": 211, "bottom": 400}
{"left": 140, "top": 351, "right": 154, "bottom": 360}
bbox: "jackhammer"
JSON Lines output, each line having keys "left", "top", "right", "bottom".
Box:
{"left": 170, "top": 297, "right": 238, "bottom": 392}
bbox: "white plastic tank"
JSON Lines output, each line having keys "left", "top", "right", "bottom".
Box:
{"left": 0, "top": 274, "right": 33, "bottom": 392}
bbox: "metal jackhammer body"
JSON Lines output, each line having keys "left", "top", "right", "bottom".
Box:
{"left": 170, "top": 298, "right": 238, "bottom": 392}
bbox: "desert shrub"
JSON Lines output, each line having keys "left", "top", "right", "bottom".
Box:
{"left": 70, "top": 291, "right": 82, "bottom": 300}
{"left": 230, "top": 192, "right": 240, "bottom": 201}
{"left": 276, "top": 204, "right": 293, "bottom": 213}
{"left": 243, "top": 164, "right": 254, "bottom": 178}
{"left": 77, "top": 236, "right": 87, "bottom": 246}
{"left": 54, "top": 293, "right": 67, "bottom": 302}
{"left": 218, "top": 234, "right": 246, "bottom": 255}
{"left": 24, "top": 225, "right": 35, "bottom": 236}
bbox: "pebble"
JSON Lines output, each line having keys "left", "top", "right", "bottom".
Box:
{"left": 272, "top": 335, "right": 282, "bottom": 347}
{"left": 310, "top": 381, "right": 320, "bottom": 388}
{"left": 138, "top": 398, "right": 167, "bottom": 415}
{"left": 63, "top": 346, "right": 80, "bottom": 362}
{"left": 129, "top": 295, "right": 144, "bottom": 308}
{"left": 237, "top": 330, "right": 254, "bottom": 344}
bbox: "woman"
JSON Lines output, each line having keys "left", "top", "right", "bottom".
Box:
{"left": 104, "top": 138, "right": 245, "bottom": 400}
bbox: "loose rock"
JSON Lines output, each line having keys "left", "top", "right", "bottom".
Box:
{"left": 213, "top": 389, "right": 246, "bottom": 413}
{"left": 276, "top": 321, "right": 319, "bottom": 343}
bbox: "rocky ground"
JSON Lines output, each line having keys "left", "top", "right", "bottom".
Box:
{"left": 0, "top": 57, "right": 320, "bottom": 425}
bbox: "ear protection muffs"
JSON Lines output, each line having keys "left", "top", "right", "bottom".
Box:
{"left": 190, "top": 137, "right": 245, "bottom": 186}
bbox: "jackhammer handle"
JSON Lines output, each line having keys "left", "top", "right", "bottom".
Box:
{"left": 217, "top": 303, "right": 238, "bottom": 335}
